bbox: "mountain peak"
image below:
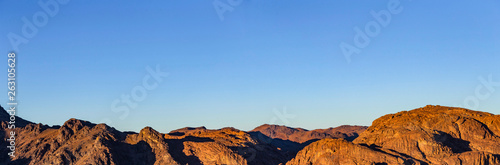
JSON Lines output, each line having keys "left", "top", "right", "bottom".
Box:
{"left": 0, "top": 104, "right": 32, "bottom": 127}
{"left": 0, "top": 105, "right": 9, "bottom": 121}
{"left": 140, "top": 126, "right": 160, "bottom": 135}
{"left": 62, "top": 118, "right": 95, "bottom": 131}
{"left": 251, "top": 124, "right": 367, "bottom": 143}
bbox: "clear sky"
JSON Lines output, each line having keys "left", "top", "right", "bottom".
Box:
{"left": 1, "top": 1, "right": 499, "bottom": 132}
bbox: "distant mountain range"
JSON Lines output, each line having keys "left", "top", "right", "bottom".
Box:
{"left": 2, "top": 105, "right": 500, "bottom": 164}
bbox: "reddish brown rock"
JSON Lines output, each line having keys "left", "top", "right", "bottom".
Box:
{"left": 167, "top": 126, "right": 287, "bottom": 165}
{"left": 2, "top": 105, "right": 500, "bottom": 165}
{"left": 4, "top": 119, "right": 123, "bottom": 164}
{"left": 251, "top": 124, "right": 367, "bottom": 143}
{"left": 287, "top": 138, "right": 411, "bottom": 165}
{"left": 354, "top": 105, "right": 500, "bottom": 164}
{"left": 288, "top": 105, "right": 500, "bottom": 165}
{"left": 1, "top": 112, "right": 285, "bottom": 164}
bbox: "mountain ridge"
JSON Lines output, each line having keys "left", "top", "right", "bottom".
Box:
{"left": 2, "top": 105, "right": 500, "bottom": 164}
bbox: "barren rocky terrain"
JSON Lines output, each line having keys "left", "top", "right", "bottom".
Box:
{"left": 2, "top": 105, "right": 500, "bottom": 165}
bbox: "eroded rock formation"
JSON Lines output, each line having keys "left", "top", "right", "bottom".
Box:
{"left": 288, "top": 105, "right": 500, "bottom": 165}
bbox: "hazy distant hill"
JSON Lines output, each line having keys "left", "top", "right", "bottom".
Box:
{"left": 2, "top": 105, "right": 500, "bottom": 164}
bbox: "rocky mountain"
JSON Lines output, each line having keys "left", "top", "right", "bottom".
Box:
{"left": 250, "top": 124, "right": 367, "bottom": 143}
{"left": 0, "top": 105, "right": 361, "bottom": 165}
{"left": 287, "top": 105, "right": 500, "bottom": 165}
{"left": 2, "top": 105, "right": 500, "bottom": 165}
{"left": 0, "top": 117, "right": 282, "bottom": 164}
{"left": 249, "top": 124, "right": 368, "bottom": 161}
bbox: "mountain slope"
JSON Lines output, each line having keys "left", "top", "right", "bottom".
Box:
{"left": 2, "top": 118, "right": 179, "bottom": 165}
{"left": 287, "top": 105, "right": 500, "bottom": 165}
{"left": 0, "top": 108, "right": 295, "bottom": 164}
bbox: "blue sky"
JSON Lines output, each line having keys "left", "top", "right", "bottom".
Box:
{"left": 1, "top": 0, "right": 499, "bottom": 132}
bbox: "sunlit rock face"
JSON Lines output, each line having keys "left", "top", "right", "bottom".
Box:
{"left": 288, "top": 105, "right": 500, "bottom": 165}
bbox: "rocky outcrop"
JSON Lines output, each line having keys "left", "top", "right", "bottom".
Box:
{"left": 354, "top": 105, "right": 500, "bottom": 164}
{"left": 167, "top": 126, "right": 287, "bottom": 165}
{"left": 125, "top": 127, "right": 178, "bottom": 165}
{"left": 287, "top": 138, "right": 412, "bottom": 165}
{"left": 287, "top": 105, "right": 500, "bottom": 165}
{"left": 4, "top": 118, "right": 123, "bottom": 164}
{"left": 249, "top": 124, "right": 368, "bottom": 162}
{"left": 182, "top": 141, "right": 247, "bottom": 165}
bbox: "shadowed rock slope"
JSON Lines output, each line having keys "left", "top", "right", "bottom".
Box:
{"left": 2, "top": 118, "right": 179, "bottom": 165}
{"left": 287, "top": 105, "right": 500, "bottom": 165}
{"left": 249, "top": 124, "right": 368, "bottom": 161}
